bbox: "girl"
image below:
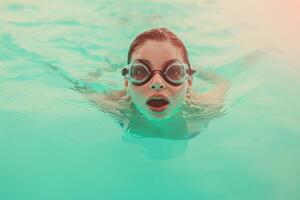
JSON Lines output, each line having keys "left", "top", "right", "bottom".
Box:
{"left": 50, "top": 27, "right": 230, "bottom": 139}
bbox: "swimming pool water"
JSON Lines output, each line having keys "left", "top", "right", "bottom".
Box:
{"left": 1, "top": 0, "right": 300, "bottom": 199}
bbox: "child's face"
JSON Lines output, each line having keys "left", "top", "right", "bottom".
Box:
{"left": 125, "top": 40, "right": 192, "bottom": 120}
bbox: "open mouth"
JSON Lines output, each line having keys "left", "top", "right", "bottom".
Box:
{"left": 146, "top": 98, "right": 170, "bottom": 112}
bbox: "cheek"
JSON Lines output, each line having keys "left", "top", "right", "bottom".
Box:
{"left": 128, "top": 85, "right": 147, "bottom": 99}
{"left": 168, "top": 84, "right": 188, "bottom": 103}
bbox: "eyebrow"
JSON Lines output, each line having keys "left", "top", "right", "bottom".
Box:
{"left": 133, "top": 59, "right": 181, "bottom": 69}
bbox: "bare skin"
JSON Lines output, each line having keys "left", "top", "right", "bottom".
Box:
{"left": 48, "top": 67, "right": 229, "bottom": 139}
{"left": 84, "top": 41, "right": 230, "bottom": 119}
{"left": 83, "top": 68, "right": 230, "bottom": 116}
{"left": 82, "top": 70, "right": 229, "bottom": 139}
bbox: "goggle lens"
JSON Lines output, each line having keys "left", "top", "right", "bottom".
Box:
{"left": 164, "top": 63, "right": 186, "bottom": 82}
{"left": 123, "top": 62, "right": 193, "bottom": 86}
{"left": 129, "top": 64, "right": 150, "bottom": 83}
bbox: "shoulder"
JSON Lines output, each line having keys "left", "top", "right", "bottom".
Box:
{"left": 186, "top": 91, "right": 225, "bottom": 108}
{"left": 84, "top": 89, "right": 126, "bottom": 101}
{"left": 82, "top": 89, "right": 128, "bottom": 110}
{"left": 107, "top": 89, "right": 127, "bottom": 101}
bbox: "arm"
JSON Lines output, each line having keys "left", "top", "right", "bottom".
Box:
{"left": 192, "top": 67, "right": 231, "bottom": 106}
{"left": 47, "top": 63, "right": 110, "bottom": 93}
{"left": 47, "top": 63, "right": 128, "bottom": 111}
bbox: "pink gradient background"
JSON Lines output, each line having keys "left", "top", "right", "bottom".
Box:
{"left": 218, "top": 0, "right": 300, "bottom": 63}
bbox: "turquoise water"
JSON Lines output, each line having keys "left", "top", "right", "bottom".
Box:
{"left": 1, "top": 0, "right": 300, "bottom": 199}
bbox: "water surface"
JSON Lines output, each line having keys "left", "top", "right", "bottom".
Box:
{"left": 0, "top": 0, "right": 300, "bottom": 199}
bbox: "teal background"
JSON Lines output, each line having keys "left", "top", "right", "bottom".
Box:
{"left": 1, "top": 0, "right": 300, "bottom": 199}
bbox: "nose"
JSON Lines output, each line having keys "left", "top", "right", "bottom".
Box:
{"left": 148, "top": 72, "right": 166, "bottom": 90}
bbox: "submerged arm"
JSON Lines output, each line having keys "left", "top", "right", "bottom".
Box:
{"left": 47, "top": 63, "right": 110, "bottom": 93}
{"left": 47, "top": 63, "right": 128, "bottom": 112}
{"left": 192, "top": 67, "right": 231, "bottom": 106}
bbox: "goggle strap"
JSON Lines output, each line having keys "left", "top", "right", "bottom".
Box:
{"left": 189, "top": 68, "right": 196, "bottom": 75}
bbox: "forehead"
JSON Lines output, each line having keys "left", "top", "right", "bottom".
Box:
{"left": 131, "top": 40, "right": 184, "bottom": 69}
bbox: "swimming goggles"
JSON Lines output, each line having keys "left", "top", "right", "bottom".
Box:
{"left": 121, "top": 60, "right": 196, "bottom": 86}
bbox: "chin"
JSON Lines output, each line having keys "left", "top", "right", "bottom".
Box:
{"left": 148, "top": 114, "right": 169, "bottom": 121}
{"left": 145, "top": 110, "right": 175, "bottom": 121}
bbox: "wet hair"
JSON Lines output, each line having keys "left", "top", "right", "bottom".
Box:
{"left": 127, "top": 27, "right": 190, "bottom": 66}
